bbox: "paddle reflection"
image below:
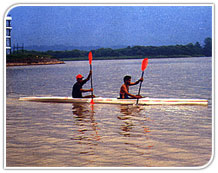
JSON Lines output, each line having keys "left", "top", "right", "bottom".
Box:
{"left": 71, "top": 103, "right": 100, "bottom": 142}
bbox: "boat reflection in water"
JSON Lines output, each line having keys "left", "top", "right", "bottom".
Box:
{"left": 70, "top": 103, "right": 155, "bottom": 166}
{"left": 72, "top": 103, "right": 100, "bottom": 143}
{"left": 118, "top": 105, "right": 154, "bottom": 149}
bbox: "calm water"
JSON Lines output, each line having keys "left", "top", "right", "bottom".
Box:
{"left": 6, "top": 57, "right": 212, "bottom": 167}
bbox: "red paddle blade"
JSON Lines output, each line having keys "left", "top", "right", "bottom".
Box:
{"left": 90, "top": 98, "right": 94, "bottom": 104}
{"left": 141, "top": 58, "right": 148, "bottom": 71}
{"left": 88, "top": 51, "right": 92, "bottom": 65}
{"left": 90, "top": 103, "right": 94, "bottom": 111}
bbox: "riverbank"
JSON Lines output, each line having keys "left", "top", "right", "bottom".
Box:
{"left": 6, "top": 60, "right": 64, "bottom": 67}
{"left": 6, "top": 53, "right": 65, "bottom": 67}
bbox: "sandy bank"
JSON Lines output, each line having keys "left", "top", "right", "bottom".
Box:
{"left": 6, "top": 61, "right": 65, "bottom": 67}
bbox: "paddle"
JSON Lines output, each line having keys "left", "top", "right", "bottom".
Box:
{"left": 88, "top": 51, "right": 94, "bottom": 104}
{"left": 136, "top": 58, "right": 148, "bottom": 105}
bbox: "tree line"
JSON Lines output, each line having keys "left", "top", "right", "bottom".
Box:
{"left": 8, "top": 37, "right": 212, "bottom": 61}
{"left": 45, "top": 37, "right": 212, "bottom": 60}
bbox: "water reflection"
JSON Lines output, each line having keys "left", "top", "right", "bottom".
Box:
{"left": 71, "top": 103, "right": 100, "bottom": 143}
{"left": 118, "top": 105, "right": 152, "bottom": 138}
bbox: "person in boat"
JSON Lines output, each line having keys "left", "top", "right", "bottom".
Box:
{"left": 72, "top": 70, "right": 95, "bottom": 98}
{"left": 120, "top": 75, "right": 143, "bottom": 99}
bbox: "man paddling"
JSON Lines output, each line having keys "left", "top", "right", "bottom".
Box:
{"left": 120, "top": 75, "right": 143, "bottom": 99}
{"left": 72, "top": 70, "right": 95, "bottom": 98}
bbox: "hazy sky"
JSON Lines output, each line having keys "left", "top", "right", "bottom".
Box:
{"left": 7, "top": 5, "right": 212, "bottom": 48}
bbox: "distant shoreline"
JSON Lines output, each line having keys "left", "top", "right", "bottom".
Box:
{"left": 6, "top": 56, "right": 210, "bottom": 67}
{"left": 59, "top": 55, "right": 207, "bottom": 61}
{"left": 6, "top": 61, "right": 65, "bottom": 67}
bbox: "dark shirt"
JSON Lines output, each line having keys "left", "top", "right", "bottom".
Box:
{"left": 72, "top": 80, "right": 87, "bottom": 98}
{"left": 120, "top": 93, "right": 130, "bottom": 99}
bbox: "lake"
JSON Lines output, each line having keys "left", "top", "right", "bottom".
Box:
{"left": 6, "top": 57, "right": 212, "bottom": 167}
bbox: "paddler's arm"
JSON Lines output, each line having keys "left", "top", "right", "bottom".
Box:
{"left": 130, "top": 77, "right": 143, "bottom": 86}
{"left": 129, "top": 93, "right": 143, "bottom": 99}
{"left": 80, "top": 88, "right": 93, "bottom": 93}
{"left": 85, "top": 70, "right": 92, "bottom": 81}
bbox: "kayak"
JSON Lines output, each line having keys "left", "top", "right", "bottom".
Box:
{"left": 19, "top": 96, "right": 208, "bottom": 105}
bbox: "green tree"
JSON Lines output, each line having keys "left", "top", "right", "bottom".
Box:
{"left": 194, "top": 42, "right": 203, "bottom": 56}
{"left": 203, "top": 37, "right": 212, "bottom": 57}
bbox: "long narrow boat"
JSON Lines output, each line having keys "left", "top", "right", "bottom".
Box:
{"left": 19, "top": 96, "right": 208, "bottom": 105}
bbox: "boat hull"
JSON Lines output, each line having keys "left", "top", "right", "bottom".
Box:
{"left": 19, "top": 97, "right": 208, "bottom": 105}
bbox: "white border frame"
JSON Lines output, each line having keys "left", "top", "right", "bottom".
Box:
{"left": 3, "top": 2, "right": 215, "bottom": 170}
